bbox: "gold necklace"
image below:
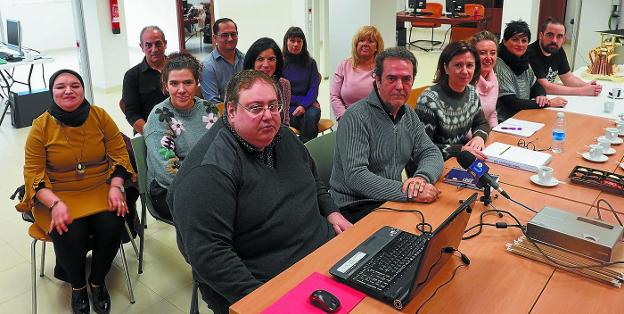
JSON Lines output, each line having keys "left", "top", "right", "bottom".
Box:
{"left": 60, "top": 125, "right": 87, "bottom": 176}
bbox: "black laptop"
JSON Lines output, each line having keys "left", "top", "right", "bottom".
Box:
{"left": 329, "top": 193, "right": 476, "bottom": 309}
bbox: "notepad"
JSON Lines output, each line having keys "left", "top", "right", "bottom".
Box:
{"left": 483, "top": 142, "right": 552, "bottom": 173}
{"left": 493, "top": 118, "right": 545, "bottom": 138}
{"left": 261, "top": 272, "right": 366, "bottom": 314}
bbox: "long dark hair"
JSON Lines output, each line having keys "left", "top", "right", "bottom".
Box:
{"left": 243, "top": 37, "right": 284, "bottom": 81}
{"left": 282, "top": 26, "right": 311, "bottom": 66}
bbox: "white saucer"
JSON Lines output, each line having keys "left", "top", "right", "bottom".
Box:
{"left": 582, "top": 152, "right": 608, "bottom": 163}
{"left": 602, "top": 147, "right": 617, "bottom": 155}
{"left": 530, "top": 175, "right": 559, "bottom": 187}
{"left": 598, "top": 135, "right": 624, "bottom": 145}
{"left": 608, "top": 92, "right": 624, "bottom": 100}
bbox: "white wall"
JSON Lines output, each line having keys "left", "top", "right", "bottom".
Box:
{"left": 82, "top": 0, "right": 130, "bottom": 91}
{"left": 328, "top": 0, "right": 371, "bottom": 87}
{"left": 213, "top": 0, "right": 306, "bottom": 55}
{"left": 502, "top": 0, "right": 540, "bottom": 39}
{"left": 572, "top": 0, "right": 615, "bottom": 68}
{"left": 123, "top": 0, "right": 180, "bottom": 65}
{"left": 0, "top": 0, "right": 74, "bottom": 51}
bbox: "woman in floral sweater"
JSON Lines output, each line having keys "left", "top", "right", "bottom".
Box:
{"left": 144, "top": 52, "right": 219, "bottom": 220}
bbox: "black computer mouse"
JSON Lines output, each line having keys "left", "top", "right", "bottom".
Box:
{"left": 309, "top": 289, "right": 341, "bottom": 313}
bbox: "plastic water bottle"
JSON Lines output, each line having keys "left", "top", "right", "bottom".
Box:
{"left": 552, "top": 112, "right": 566, "bottom": 154}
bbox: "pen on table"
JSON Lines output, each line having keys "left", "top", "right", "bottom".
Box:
{"left": 501, "top": 126, "right": 523, "bottom": 130}
{"left": 499, "top": 145, "right": 511, "bottom": 156}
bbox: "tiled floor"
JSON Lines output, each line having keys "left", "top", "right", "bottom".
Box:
{"left": 0, "top": 40, "right": 442, "bottom": 313}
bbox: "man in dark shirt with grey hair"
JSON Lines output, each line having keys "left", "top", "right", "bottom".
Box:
{"left": 122, "top": 25, "right": 168, "bottom": 134}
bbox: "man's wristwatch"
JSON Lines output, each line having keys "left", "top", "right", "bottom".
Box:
{"left": 111, "top": 185, "right": 125, "bottom": 193}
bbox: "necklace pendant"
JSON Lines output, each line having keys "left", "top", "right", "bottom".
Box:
{"left": 77, "top": 163, "right": 85, "bottom": 175}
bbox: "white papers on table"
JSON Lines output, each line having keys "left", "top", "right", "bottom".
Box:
{"left": 483, "top": 142, "right": 552, "bottom": 173}
{"left": 493, "top": 118, "right": 545, "bottom": 138}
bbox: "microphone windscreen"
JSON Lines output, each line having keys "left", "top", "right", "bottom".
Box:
{"left": 456, "top": 151, "right": 477, "bottom": 169}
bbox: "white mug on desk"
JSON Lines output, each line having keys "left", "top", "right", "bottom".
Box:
{"left": 23, "top": 52, "right": 33, "bottom": 62}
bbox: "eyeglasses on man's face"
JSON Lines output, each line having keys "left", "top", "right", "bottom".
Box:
{"left": 217, "top": 32, "right": 238, "bottom": 39}
{"left": 237, "top": 102, "right": 283, "bottom": 116}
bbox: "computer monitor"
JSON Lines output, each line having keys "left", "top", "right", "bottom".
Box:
{"left": 408, "top": 0, "right": 427, "bottom": 10}
{"left": 445, "top": 0, "right": 465, "bottom": 14}
{"left": 6, "top": 19, "right": 22, "bottom": 56}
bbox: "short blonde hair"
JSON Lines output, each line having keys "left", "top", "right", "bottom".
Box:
{"left": 351, "top": 26, "right": 384, "bottom": 69}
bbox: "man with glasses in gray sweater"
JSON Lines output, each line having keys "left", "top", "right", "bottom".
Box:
{"left": 330, "top": 47, "right": 444, "bottom": 223}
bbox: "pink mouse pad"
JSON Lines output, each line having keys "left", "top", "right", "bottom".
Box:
{"left": 261, "top": 272, "right": 366, "bottom": 314}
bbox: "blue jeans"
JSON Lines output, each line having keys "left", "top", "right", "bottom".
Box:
{"left": 290, "top": 106, "right": 321, "bottom": 143}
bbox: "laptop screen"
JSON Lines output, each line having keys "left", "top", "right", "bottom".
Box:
{"left": 412, "top": 193, "right": 476, "bottom": 292}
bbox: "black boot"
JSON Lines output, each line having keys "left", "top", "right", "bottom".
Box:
{"left": 90, "top": 283, "right": 111, "bottom": 314}
{"left": 71, "top": 287, "right": 90, "bottom": 314}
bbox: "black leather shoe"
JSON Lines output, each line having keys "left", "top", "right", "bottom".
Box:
{"left": 90, "top": 283, "right": 111, "bottom": 314}
{"left": 71, "top": 288, "right": 90, "bottom": 314}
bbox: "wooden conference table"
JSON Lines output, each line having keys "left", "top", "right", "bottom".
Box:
{"left": 231, "top": 110, "right": 624, "bottom": 313}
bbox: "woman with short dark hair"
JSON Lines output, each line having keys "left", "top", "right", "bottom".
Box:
{"left": 495, "top": 20, "right": 567, "bottom": 122}
{"left": 416, "top": 40, "right": 490, "bottom": 160}
{"left": 282, "top": 26, "right": 321, "bottom": 142}
{"left": 243, "top": 37, "right": 291, "bottom": 125}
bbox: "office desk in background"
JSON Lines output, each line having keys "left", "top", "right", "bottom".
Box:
{"left": 395, "top": 11, "right": 486, "bottom": 45}
{"left": 0, "top": 56, "right": 54, "bottom": 126}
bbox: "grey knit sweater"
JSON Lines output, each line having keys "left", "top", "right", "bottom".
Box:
{"left": 416, "top": 83, "right": 490, "bottom": 160}
{"left": 330, "top": 88, "right": 444, "bottom": 209}
{"left": 144, "top": 96, "right": 219, "bottom": 189}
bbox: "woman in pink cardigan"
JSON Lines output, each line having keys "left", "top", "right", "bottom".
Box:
{"left": 470, "top": 30, "right": 499, "bottom": 128}
{"left": 330, "top": 26, "right": 384, "bottom": 121}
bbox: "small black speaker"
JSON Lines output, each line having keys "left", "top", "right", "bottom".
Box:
{"left": 9, "top": 88, "right": 50, "bottom": 128}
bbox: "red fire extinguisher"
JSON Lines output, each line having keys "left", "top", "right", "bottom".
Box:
{"left": 110, "top": 0, "right": 120, "bottom": 34}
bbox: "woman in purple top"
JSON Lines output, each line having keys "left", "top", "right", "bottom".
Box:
{"left": 282, "top": 26, "right": 321, "bottom": 142}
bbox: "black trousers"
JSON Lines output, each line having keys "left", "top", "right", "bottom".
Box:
{"left": 290, "top": 106, "right": 321, "bottom": 143}
{"left": 149, "top": 180, "right": 173, "bottom": 221}
{"left": 49, "top": 211, "right": 124, "bottom": 288}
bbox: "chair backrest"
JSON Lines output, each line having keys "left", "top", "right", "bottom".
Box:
{"left": 304, "top": 131, "right": 336, "bottom": 188}
{"left": 464, "top": 4, "right": 485, "bottom": 17}
{"left": 426, "top": 3, "right": 443, "bottom": 17}
{"left": 412, "top": 3, "right": 443, "bottom": 27}
{"left": 131, "top": 135, "right": 175, "bottom": 225}
{"left": 130, "top": 136, "right": 148, "bottom": 195}
{"left": 406, "top": 85, "right": 429, "bottom": 110}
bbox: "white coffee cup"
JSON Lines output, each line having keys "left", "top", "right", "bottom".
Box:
{"left": 598, "top": 137, "right": 612, "bottom": 153}
{"left": 537, "top": 166, "right": 554, "bottom": 184}
{"left": 23, "top": 51, "right": 33, "bottom": 62}
{"left": 604, "top": 101, "right": 615, "bottom": 113}
{"left": 618, "top": 113, "right": 624, "bottom": 122}
{"left": 612, "top": 87, "right": 623, "bottom": 99}
{"left": 589, "top": 144, "right": 605, "bottom": 160}
{"left": 605, "top": 127, "right": 619, "bottom": 140}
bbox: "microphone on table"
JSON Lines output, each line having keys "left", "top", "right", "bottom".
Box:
{"left": 456, "top": 151, "right": 510, "bottom": 200}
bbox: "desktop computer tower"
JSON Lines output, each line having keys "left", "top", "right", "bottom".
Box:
{"left": 9, "top": 89, "right": 50, "bottom": 128}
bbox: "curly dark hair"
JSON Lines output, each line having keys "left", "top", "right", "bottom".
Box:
{"left": 243, "top": 37, "right": 284, "bottom": 81}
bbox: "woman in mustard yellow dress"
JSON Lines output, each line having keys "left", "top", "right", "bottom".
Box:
{"left": 18, "top": 69, "right": 135, "bottom": 314}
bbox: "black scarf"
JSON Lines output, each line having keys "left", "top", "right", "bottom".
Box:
{"left": 47, "top": 69, "right": 91, "bottom": 127}
{"left": 498, "top": 44, "right": 529, "bottom": 76}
